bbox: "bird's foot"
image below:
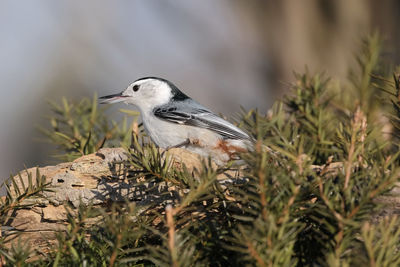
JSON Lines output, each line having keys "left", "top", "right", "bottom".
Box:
{"left": 166, "top": 138, "right": 191, "bottom": 151}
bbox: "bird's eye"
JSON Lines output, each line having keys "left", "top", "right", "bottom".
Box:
{"left": 133, "top": 85, "right": 139, "bottom": 92}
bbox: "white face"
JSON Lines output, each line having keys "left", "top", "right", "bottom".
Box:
{"left": 100, "top": 78, "right": 173, "bottom": 112}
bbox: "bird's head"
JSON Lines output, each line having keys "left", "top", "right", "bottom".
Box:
{"left": 99, "top": 77, "right": 189, "bottom": 112}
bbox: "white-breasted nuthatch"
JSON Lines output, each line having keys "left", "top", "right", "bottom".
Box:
{"left": 99, "top": 77, "right": 253, "bottom": 164}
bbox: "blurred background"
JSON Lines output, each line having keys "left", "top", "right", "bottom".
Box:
{"left": 1, "top": 0, "right": 400, "bottom": 190}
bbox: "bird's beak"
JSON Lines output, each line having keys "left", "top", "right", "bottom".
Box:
{"left": 99, "top": 93, "right": 128, "bottom": 104}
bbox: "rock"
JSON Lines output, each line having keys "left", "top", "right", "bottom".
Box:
{"left": 70, "top": 147, "right": 128, "bottom": 175}
{"left": 42, "top": 206, "right": 68, "bottom": 222}
{"left": 9, "top": 209, "right": 42, "bottom": 231}
{"left": 3, "top": 147, "right": 242, "bottom": 255}
{"left": 97, "top": 147, "right": 129, "bottom": 162}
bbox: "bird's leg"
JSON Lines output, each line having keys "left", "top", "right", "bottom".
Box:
{"left": 166, "top": 138, "right": 191, "bottom": 150}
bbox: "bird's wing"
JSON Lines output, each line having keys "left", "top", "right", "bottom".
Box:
{"left": 153, "top": 101, "right": 250, "bottom": 140}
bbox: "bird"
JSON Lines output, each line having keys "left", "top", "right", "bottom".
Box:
{"left": 99, "top": 77, "right": 254, "bottom": 164}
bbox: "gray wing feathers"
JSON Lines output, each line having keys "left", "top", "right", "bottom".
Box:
{"left": 153, "top": 101, "right": 250, "bottom": 140}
